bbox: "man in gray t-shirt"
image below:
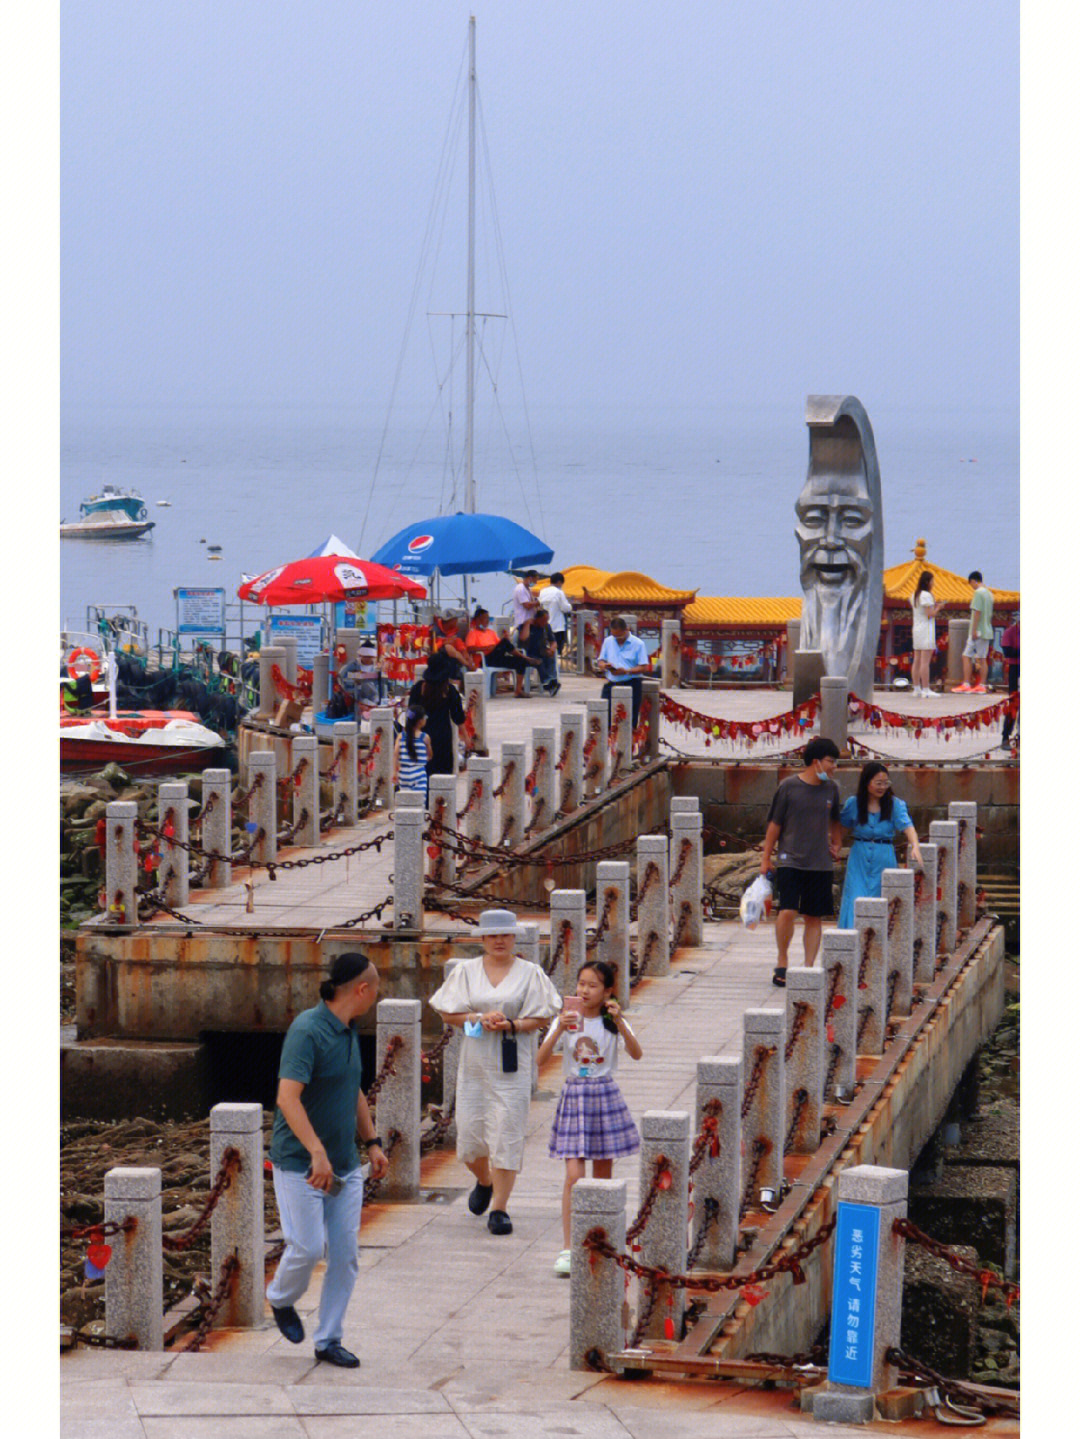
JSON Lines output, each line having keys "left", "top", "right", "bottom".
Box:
{"left": 759, "top": 738, "right": 842, "bottom": 986}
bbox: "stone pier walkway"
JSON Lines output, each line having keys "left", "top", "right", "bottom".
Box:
{"left": 61, "top": 920, "right": 1019, "bottom": 1438}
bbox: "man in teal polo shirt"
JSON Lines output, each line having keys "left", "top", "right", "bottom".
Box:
{"left": 266, "top": 952, "right": 387, "bottom": 1368}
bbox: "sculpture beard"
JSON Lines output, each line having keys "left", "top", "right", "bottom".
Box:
{"left": 795, "top": 488, "right": 875, "bottom": 684}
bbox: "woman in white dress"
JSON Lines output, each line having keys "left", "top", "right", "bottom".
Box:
{"left": 429, "top": 909, "right": 561, "bottom": 1234}
{"left": 910, "top": 570, "right": 942, "bottom": 697}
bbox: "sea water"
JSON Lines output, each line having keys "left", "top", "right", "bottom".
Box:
{"left": 60, "top": 399, "right": 1019, "bottom": 644}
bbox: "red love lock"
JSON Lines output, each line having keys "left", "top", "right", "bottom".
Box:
{"left": 743, "top": 1284, "right": 766, "bottom": 1307}
{"left": 162, "top": 822, "right": 175, "bottom": 840}
{"left": 832, "top": 995, "right": 846, "bottom": 1010}
{"left": 826, "top": 1023, "right": 835, "bottom": 1044}
{"left": 657, "top": 1169, "right": 673, "bottom": 1191}
{"left": 86, "top": 1242, "right": 112, "bottom": 1271}
{"left": 426, "top": 845, "right": 441, "bottom": 861}
{"left": 664, "top": 1316, "right": 676, "bottom": 1340}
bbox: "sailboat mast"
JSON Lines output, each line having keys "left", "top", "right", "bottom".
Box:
{"left": 464, "top": 15, "right": 477, "bottom": 515}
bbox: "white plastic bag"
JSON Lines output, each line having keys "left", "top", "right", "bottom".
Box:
{"left": 740, "top": 874, "right": 773, "bottom": 929}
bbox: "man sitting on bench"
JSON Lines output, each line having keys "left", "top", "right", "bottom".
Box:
{"left": 468, "top": 606, "right": 541, "bottom": 697}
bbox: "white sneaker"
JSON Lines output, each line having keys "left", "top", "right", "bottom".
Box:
{"left": 553, "top": 1248, "right": 572, "bottom": 1277}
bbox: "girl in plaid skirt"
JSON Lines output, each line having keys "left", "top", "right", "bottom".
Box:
{"left": 537, "top": 960, "right": 643, "bottom": 1276}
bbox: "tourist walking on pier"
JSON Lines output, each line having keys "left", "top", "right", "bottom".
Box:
{"left": 837, "top": 762, "right": 923, "bottom": 928}
{"left": 409, "top": 650, "right": 465, "bottom": 780}
{"left": 266, "top": 952, "right": 387, "bottom": 1368}
{"left": 1000, "top": 618, "right": 1019, "bottom": 751}
{"left": 428, "top": 909, "right": 561, "bottom": 1235}
{"left": 393, "top": 704, "right": 431, "bottom": 798}
{"left": 537, "top": 572, "right": 573, "bottom": 657}
{"left": 909, "top": 569, "right": 941, "bottom": 697}
{"left": 537, "top": 959, "right": 642, "bottom": 1276}
{"left": 953, "top": 571, "right": 994, "bottom": 693}
{"left": 759, "top": 737, "right": 842, "bottom": 987}
{"left": 512, "top": 570, "right": 541, "bottom": 641}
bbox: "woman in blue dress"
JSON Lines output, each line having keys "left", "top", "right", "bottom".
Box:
{"left": 838, "top": 762, "right": 924, "bottom": 929}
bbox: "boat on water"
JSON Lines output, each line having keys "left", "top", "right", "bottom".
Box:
{"left": 61, "top": 509, "right": 155, "bottom": 539}
{"left": 60, "top": 711, "right": 227, "bottom": 775}
{"left": 80, "top": 484, "right": 148, "bottom": 521}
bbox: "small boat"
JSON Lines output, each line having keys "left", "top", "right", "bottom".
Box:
{"left": 157, "top": 499, "right": 172, "bottom": 507}
{"left": 61, "top": 510, "right": 155, "bottom": 540}
{"left": 60, "top": 711, "right": 227, "bottom": 775}
{"left": 79, "top": 484, "right": 147, "bottom": 521}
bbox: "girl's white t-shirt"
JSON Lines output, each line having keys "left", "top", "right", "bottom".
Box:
{"left": 544, "top": 1014, "right": 634, "bottom": 1080}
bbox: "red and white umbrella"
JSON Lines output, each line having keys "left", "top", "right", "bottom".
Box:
{"left": 237, "top": 555, "right": 426, "bottom": 606}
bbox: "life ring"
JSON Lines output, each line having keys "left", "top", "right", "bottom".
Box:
{"left": 137, "top": 505, "right": 148, "bottom": 520}
{"left": 67, "top": 647, "right": 102, "bottom": 681}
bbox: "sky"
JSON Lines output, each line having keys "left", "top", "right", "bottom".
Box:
{"left": 59, "top": 0, "right": 1019, "bottom": 420}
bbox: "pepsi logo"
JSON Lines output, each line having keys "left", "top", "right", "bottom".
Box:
{"left": 407, "top": 534, "right": 435, "bottom": 553}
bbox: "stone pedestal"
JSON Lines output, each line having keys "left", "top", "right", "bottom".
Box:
{"left": 692, "top": 1057, "right": 742, "bottom": 1270}
{"left": 819, "top": 675, "right": 849, "bottom": 751}
{"left": 328, "top": 721, "right": 358, "bottom": 825}
{"left": 529, "top": 727, "right": 556, "bottom": 834}
{"left": 854, "top": 897, "right": 888, "bottom": 1054}
{"left": 609, "top": 700, "right": 632, "bottom": 781}
{"left": 912, "top": 843, "right": 939, "bottom": 984}
{"left": 105, "top": 1167, "right": 163, "bottom": 1350}
{"left": 785, "top": 620, "right": 801, "bottom": 682}
{"left": 640, "top": 678, "right": 662, "bottom": 763}
{"left": 201, "top": 769, "right": 233, "bottom": 889}
{"left": 596, "top": 861, "right": 631, "bottom": 1006}
{"left": 557, "top": 711, "right": 584, "bottom": 815}
{"left": 103, "top": 802, "right": 138, "bottom": 928}
{"left": 290, "top": 734, "right": 319, "bottom": 848}
{"left": 277, "top": 636, "right": 298, "bottom": 687}
{"left": 661, "top": 618, "right": 682, "bottom": 687}
{"left": 929, "top": 820, "right": 959, "bottom": 957}
{"left": 669, "top": 809, "right": 703, "bottom": 948}
{"left": 636, "top": 835, "right": 670, "bottom": 976}
{"left": 311, "top": 651, "right": 330, "bottom": 711}
{"left": 785, "top": 967, "right": 824, "bottom": 1154}
{"left": 583, "top": 701, "right": 609, "bottom": 797}
{"left": 367, "top": 709, "right": 395, "bottom": 813}
{"left": 576, "top": 609, "right": 599, "bottom": 676}
{"left": 948, "top": 801, "right": 978, "bottom": 931}
{"left": 427, "top": 775, "right": 457, "bottom": 887}
{"left": 947, "top": 618, "right": 969, "bottom": 684}
{"left": 881, "top": 869, "right": 914, "bottom": 1019}
{"left": 158, "top": 781, "right": 189, "bottom": 907}
{"left": 246, "top": 750, "right": 277, "bottom": 865}
{"left": 393, "top": 803, "right": 425, "bottom": 930}
{"left": 462, "top": 670, "right": 488, "bottom": 756}
{"left": 465, "top": 755, "right": 495, "bottom": 847}
{"left": 257, "top": 645, "right": 286, "bottom": 719}
{"left": 498, "top": 741, "right": 526, "bottom": 848}
{"left": 569, "top": 1179, "right": 626, "bottom": 1370}
{"left": 821, "top": 930, "right": 858, "bottom": 1102}
{"left": 792, "top": 648, "right": 825, "bottom": 711}
{"left": 375, "top": 999, "right": 422, "bottom": 1199}
{"left": 741, "top": 1008, "right": 786, "bottom": 1197}
{"left": 550, "top": 889, "right": 586, "bottom": 991}
{"left": 638, "top": 1111, "right": 690, "bottom": 1341}
{"left": 209, "top": 1103, "right": 264, "bottom": 1328}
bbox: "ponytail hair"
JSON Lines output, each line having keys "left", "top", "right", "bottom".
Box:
{"left": 404, "top": 703, "right": 427, "bottom": 762}
{"left": 577, "top": 959, "right": 619, "bottom": 1034}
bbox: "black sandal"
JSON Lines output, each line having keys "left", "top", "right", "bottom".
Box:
{"left": 772, "top": 966, "right": 787, "bottom": 988}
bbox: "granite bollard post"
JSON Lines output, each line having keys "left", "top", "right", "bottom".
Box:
{"left": 792, "top": 648, "right": 825, "bottom": 711}
{"left": 530, "top": 727, "right": 556, "bottom": 833}
{"left": 462, "top": 669, "right": 488, "bottom": 756}
{"left": 550, "top": 889, "right": 587, "bottom": 990}
{"left": 464, "top": 755, "right": 495, "bottom": 847}
{"left": 881, "top": 869, "right": 914, "bottom": 1019}
{"left": 669, "top": 809, "right": 703, "bottom": 948}
{"left": 105, "top": 801, "right": 139, "bottom": 928}
{"left": 330, "top": 720, "right": 359, "bottom": 825}
{"left": 742, "top": 1009, "right": 786, "bottom": 1198}
{"left": 576, "top": 608, "right": 599, "bottom": 677}
{"left": 821, "top": 930, "right": 858, "bottom": 1102}
{"left": 105, "top": 1167, "right": 163, "bottom": 1350}
{"left": 609, "top": 701, "right": 633, "bottom": 783}
{"left": 911, "top": 843, "right": 939, "bottom": 984}
{"left": 636, "top": 835, "right": 670, "bottom": 976}
{"left": 257, "top": 645, "right": 286, "bottom": 719}
{"left": 692, "top": 1058, "right": 742, "bottom": 1271}
{"left": 201, "top": 769, "right": 233, "bottom": 889}
{"left": 639, "top": 677, "right": 662, "bottom": 764}
{"left": 311, "top": 650, "right": 330, "bottom": 712}
{"left": 638, "top": 1111, "right": 691, "bottom": 1341}
{"left": 439, "top": 970, "right": 461, "bottom": 1149}
{"left": 498, "top": 741, "right": 526, "bottom": 848}
{"left": 819, "top": 675, "right": 850, "bottom": 752}
{"left": 157, "top": 781, "right": 189, "bottom": 907}
{"left": 584, "top": 700, "right": 609, "bottom": 797}
{"left": 948, "top": 801, "right": 978, "bottom": 931}
{"left": 367, "top": 709, "right": 395, "bottom": 812}
{"left": 246, "top": 750, "right": 277, "bottom": 865}
{"left": 785, "top": 967, "right": 824, "bottom": 1154}
{"left": 277, "top": 635, "right": 298, "bottom": 688}
{"left": 427, "top": 774, "right": 458, "bottom": 886}
{"left": 596, "top": 861, "right": 631, "bottom": 1006}
{"left": 557, "top": 711, "right": 584, "bottom": 815}
{"left": 393, "top": 802, "right": 425, "bottom": 930}
{"left": 661, "top": 618, "right": 682, "bottom": 687}
{"left": 517, "top": 921, "right": 540, "bottom": 968}
{"left": 929, "top": 820, "right": 959, "bottom": 957}
{"left": 570, "top": 1178, "right": 626, "bottom": 1370}
{"left": 375, "top": 999, "right": 422, "bottom": 1199}
{"left": 946, "top": 618, "right": 969, "bottom": 685}
{"left": 209, "top": 1103, "right": 264, "bottom": 1328}
{"left": 785, "top": 619, "right": 801, "bottom": 682}
{"left": 290, "top": 734, "right": 319, "bottom": 848}
{"left": 854, "top": 897, "right": 888, "bottom": 1054}
{"left": 669, "top": 796, "right": 700, "bottom": 815}
{"left": 813, "top": 1165, "right": 908, "bottom": 1425}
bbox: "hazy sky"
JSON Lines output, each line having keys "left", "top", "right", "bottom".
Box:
{"left": 61, "top": 0, "right": 1018, "bottom": 418}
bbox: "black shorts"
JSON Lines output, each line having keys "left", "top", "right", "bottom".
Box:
{"left": 775, "top": 867, "right": 834, "bottom": 918}
{"left": 553, "top": 630, "right": 567, "bottom": 654}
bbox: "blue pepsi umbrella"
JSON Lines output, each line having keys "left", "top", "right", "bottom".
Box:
{"left": 370, "top": 511, "right": 554, "bottom": 577}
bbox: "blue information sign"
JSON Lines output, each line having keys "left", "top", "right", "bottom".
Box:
{"left": 827, "top": 1201, "right": 881, "bottom": 1389}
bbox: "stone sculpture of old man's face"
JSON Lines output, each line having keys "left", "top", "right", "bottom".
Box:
{"left": 795, "top": 396, "right": 884, "bottom": 701}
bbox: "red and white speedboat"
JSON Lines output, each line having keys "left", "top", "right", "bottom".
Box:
{"left": 60, "top": 711, "right": 227, "bottom": 775}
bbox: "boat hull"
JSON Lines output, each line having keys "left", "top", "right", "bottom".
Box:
{"left": 59, "top": 711, "right": 227, "bottom": 775}
{"left": 61, "top": 518, "right": 155, "bottom": 539}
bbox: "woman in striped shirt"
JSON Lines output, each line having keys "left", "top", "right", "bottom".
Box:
{"left": 394, "top": 704, "right": 431, "bottom": 799}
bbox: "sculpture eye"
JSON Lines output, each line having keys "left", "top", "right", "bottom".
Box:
{"left": 841, "top": 509, "right": 867, "bottom": 529}
{"left": 801, "top": 507, "right": 827, "bottom": 527}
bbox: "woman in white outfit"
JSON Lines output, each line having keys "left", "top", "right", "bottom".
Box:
{"left": 910, "top": 570, "right": 941, "bottom": 697}
{"left": 429, "top": 909, "right": 561, "bottom": 1234}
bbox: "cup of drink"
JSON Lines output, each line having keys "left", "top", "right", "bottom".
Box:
{"left": 563, "top": 996, "right": 583, "bottom": 1031}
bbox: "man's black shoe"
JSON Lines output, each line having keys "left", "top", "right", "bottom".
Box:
{"left": 271, "top": 1305, "right": 304, "bottom": 1344}
{"left": 468, "top": 1181, "right": 493, "bottom": 1215}
{"left": 487, "top": 1209, "right": 513, "bottom": 1235}
{"left": 315, "top": 1341, "right": 360, "bottom": 1368}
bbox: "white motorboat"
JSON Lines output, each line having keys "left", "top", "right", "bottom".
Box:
{"left": 61, "top": 509, "right": 155, "bottom": 539}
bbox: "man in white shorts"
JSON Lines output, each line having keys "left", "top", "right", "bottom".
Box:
{"left": 953, "top": 570, "right": 994, "bottom": 694}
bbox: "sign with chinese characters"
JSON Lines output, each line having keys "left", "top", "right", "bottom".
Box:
{"left": 827, "top": 1200, "right": 880, "bottom": 1390}
{"left": 175, "top": 587, "right": 226, "bottom": 636}
{"left": 268, "top": 613, "right": 325, "bottom": 667}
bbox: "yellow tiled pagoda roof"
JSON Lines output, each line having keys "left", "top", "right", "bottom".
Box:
{"left": 555, "top": 566, "right": 614, "bottom": 601}
{"left": 582, "top": 570, "right": 698, "bottom": 605}
{"left": 684, "top": 596, "right": 802, "bottom": 627}
{"left": 882, "top": 557, "right": 1019, "bottom": 606}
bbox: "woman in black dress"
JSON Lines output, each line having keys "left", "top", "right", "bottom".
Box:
{"left": 408, "top": 650, "right": 465, "bottom": 780}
